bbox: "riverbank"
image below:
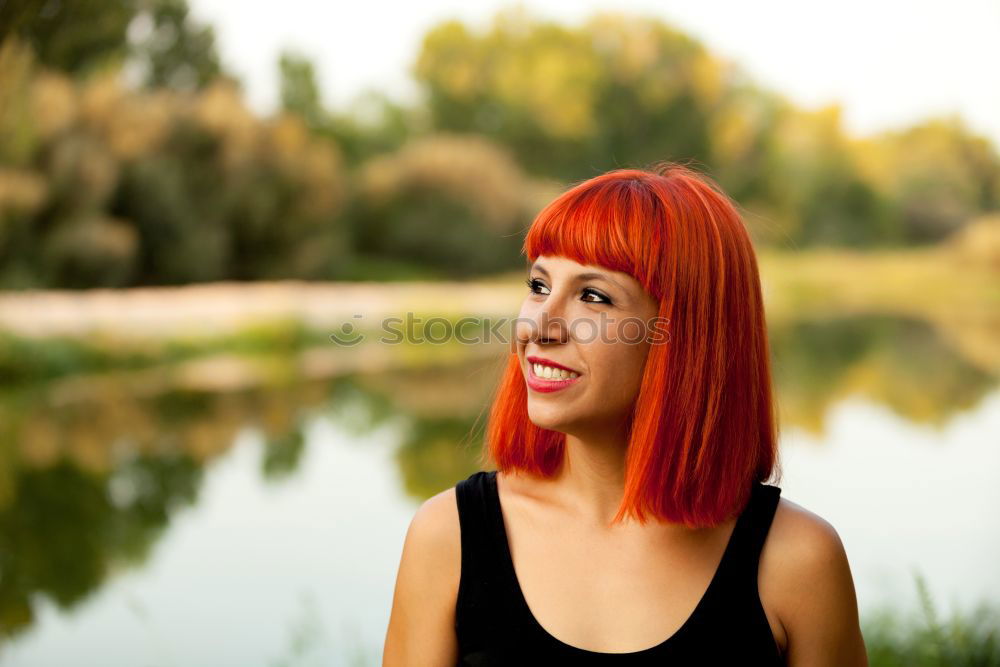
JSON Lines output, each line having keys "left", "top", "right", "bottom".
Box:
{"left": 0, "top": 245, "right": 996, "bottom": 383}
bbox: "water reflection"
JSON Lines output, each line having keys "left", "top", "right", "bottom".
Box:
{"left": 771, "top": 314, "right": 996, "bottom": 434}
{"left": 0, "top": 312, "right": 996, "bottom": 664}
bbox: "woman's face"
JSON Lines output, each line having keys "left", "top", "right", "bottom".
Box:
{"left": 514, "top": 254, "right": 662, "bottom": 438}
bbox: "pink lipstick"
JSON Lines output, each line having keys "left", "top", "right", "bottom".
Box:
{"left": 525, "top": 356, "right": 583, "bottom": 393}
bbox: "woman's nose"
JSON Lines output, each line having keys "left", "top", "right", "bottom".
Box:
{"left": 516, "top": 297, "right": 569, "bottom": 346}
{"left": 533, "top": 296, "right": 570, "bottom": 343}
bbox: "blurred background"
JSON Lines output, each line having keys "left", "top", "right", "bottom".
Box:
{"left": 0, "top": 0, "right": 998, "bottom": 665}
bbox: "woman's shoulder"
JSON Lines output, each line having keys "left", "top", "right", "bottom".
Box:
{"left": 404, "top": 485, "right": 462, "bottom": 570}
{"left": 388, "top": 486, "right": 463, "bottom": 624}
{"left": 760, "top": 495, "right": 866, "bottom": 662}
{"left": 405, "top": 470, "right": 497, "bottom": 561}
{"left": 384, "top": 485, "right": 464, "bottom": 662}
{"left": 764, "top": 496, "right": 850, "bottom": 580}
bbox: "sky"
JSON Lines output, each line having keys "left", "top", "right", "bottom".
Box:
{"left": 186, "top": 0, "right": 1000, "bottom": 148}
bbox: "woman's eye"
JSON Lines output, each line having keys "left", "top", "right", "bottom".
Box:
{"left": 582, "top": 288, "right": 612, "bottom": 304}
{"left": 525, "top": 278, "right": 549, "bottom": 295}
{"left": 525, "top": 279, "right": 611, "bottom": 304}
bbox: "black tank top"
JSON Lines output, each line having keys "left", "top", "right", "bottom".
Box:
{"left": 453, "top": 470, "right": 784, "bottom": 665}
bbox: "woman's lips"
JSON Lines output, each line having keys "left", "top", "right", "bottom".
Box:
{"left": 525, "top": 355, "right": 580, "bottom": 374}
{"left": 525, "top": 361, "right": 583, "bottom": 393}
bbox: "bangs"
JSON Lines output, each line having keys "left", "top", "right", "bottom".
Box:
{"left": 523, "top": 173, "right": 667, "bottom": 300}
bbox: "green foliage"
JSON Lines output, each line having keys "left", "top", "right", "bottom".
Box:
{"left": 863, "top": 572, "right": 1000, "bottom": 666}
{"left": 855, "top": 116, "right": 1000, "bottom": 244}
{"left": 0, "top": 0, "right": 225, "bottom": 91}
{"left": 350, "top": 133, "right": 541, "bottom": 278}
{"left": 0, "top": 332, "right": 139, "bottom": 383}
{"left": 412, "top": 8, "right": 1000, "bottom": 249}
{"left": 130, "top": 0, "right": 224, "bottom": 93}
{"left": 111, "top": 112, "right": 346, "bottom": 283}
{"left": 0, "top": 320, "right": 327, "bottom": 385}
{"left": 413, "top": 7, "right": 718, "bottom": 182}
{"left": 0, "top": 455, "right": 202, "bottom": 639}
{"left": 280, "top": 50, "right": 325, "bottom": 130}
{"left": 277, "top": 50, "right": 425, "bottom": 168}
{"left": 2, "top": 4, "right": 1000, "bottom": 287}
{"left": 793, "top": 162, "right": 900, "bottom": 248}
{"left": 352, "top": 185, "right": 521, "bottom": 277}
{"left": 112, "top": 118, "right": 230, "bottom": 283}
{"left": 261, "top": 427, "right": 307, "bottom": 481}
{"left": 324, "top": 91, "right": 425, "bottom": 167}
{"left": 0, "top": 0, "right": 136, "bottom": 77}
{"left": 0, "top": 40, "right": 349, "bottom": 286}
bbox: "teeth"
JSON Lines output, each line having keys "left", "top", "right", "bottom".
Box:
{"left": 532, "top": 363, "right": 579, "bottom": 380}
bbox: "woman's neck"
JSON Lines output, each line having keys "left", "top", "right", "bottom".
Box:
{"left": 548, "top": 429, "right": 631, "bottom": 529}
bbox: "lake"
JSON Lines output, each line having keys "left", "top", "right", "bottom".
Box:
{"left": 0, "top": 311, "right": 997, "bottom": 666}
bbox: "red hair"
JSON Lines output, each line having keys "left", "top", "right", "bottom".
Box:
{"left": 482, "top": 162, "right": 782, "bottom": 528}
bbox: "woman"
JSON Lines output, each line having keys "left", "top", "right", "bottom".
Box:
{"left": 383, "top": 164, "right": 868, "bottom": 665}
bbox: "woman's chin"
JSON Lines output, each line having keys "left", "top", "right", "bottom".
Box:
{"left": 526, "top": 405, "right": 575, "bottom": 432}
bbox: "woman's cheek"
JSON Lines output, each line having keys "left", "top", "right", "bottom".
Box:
{"left": 598, "top": 318, "right": 621, "bottom": 345}
{"left": 514, "top": 307, "right": 537, "bottom": 343}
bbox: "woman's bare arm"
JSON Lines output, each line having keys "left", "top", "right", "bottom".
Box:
{"left": 769, "top": 502, "right": 869, "bottom": 666}
{"left": 383, "top": 487, "right": 462, "bottom": 667}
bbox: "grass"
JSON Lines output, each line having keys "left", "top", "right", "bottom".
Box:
{"left": 757, "top": 245, "right": 1000, "bottom": 323}
{"left": 863, "top": 572, "right": 999, "bottom": 666}
{"left": 0, "top": 319, "right": 327, "bottom": 384}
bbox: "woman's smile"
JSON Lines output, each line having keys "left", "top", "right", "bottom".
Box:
{"left": 525, "top": 355, "right": 583, "bottom": 393}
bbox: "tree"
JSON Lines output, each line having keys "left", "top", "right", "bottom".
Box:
{"left": 279, "top": 50, "right": 324, "bottom": 129}
{"left": 0, "top": 0, "right": 136, "bottom": 77}
{"left": 129, "top": 0, "right": 225, "bottom": 92}
{"left": 412, "top": 7, "right": 723, "bottom": 181}
{"left": 0, "top": 0, "right": 227, "bottom": 92}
